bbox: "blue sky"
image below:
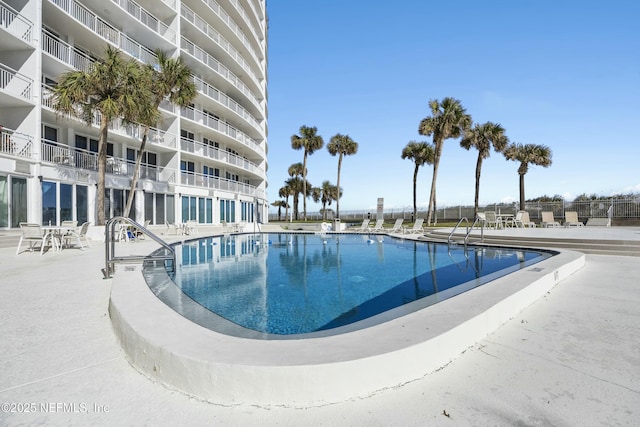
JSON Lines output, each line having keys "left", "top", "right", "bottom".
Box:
{"left": 265, "top": 0, "right": 639, "bottom": 213}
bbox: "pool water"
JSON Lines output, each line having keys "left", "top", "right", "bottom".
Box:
{"left": 157, "top": 233, "right": 553, "bottom": 336}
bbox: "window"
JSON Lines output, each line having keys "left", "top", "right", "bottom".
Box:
{"left": 42, "top": 181, "right": 57, "bottom": 225}
{"left": 220, "top": 199, "right": 235, "bottom": 222}
{"left": 60, "top": 184, "right": 73, "bottom": 222}
{"left": 11, "top": 177, "right": 27, "bottom": 227}
{"left": 241, "top": 201, "right": 254, "bottom": 222}
{"left": 76, "top": 185, "right": 88, "bottom": 224}
{"left": 43, "top": 125, "right": 58, "bottom": 144}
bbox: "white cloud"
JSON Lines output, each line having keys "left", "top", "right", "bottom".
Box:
{"left": 562, "top": 192, "right": 573, "bottom": 200}
{"left": 620, "top": 183, "right": 640, "bottom": 194}
{"left": 500, "top": 195, "right": 516, "bottom": 204}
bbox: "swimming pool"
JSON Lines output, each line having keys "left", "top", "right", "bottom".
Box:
{"left": 146, "top": 232, "right": 554, "bottom": 338}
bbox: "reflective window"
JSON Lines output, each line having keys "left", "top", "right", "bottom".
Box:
{"left": 42, "top": 181, "right": 57, "bottom": 225}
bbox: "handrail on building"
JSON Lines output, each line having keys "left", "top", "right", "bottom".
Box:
{"left": 103, "top": 216, "right": 175, "bottom": 279}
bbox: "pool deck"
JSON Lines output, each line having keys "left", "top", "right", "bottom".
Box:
{"left": 1, "top": 226, "right": 639, "bottom": 425}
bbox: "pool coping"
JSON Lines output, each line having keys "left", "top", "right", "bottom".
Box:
{"left": 109, "top": 240, "right": 585, "bottom": 407}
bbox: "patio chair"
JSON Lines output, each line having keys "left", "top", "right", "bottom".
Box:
{"left": 64, "top": 221, "right": 91, "bottom": 249}
{"left": 388, "top": 218, "right": 404, "bottom": 233}
{"left": 564, "top": 211, "right": 584, "bottom": 227}
{"left": 352, "top": 219, "right": 370, "bottom": 232}
{"left": 520, "top": 211, "right": 536, "bottom": 228}
{"left": 475, "top": 212, "right": 487, "bottom": 228}
{"left": 484, "top": 211, "right": 501, "bottom": 229}
{"left": 165, "top": 221, "right": 183, "bottom": 236}
{"left": 185, "top": 220, "right": 198, "bottom": 235}
{"left": 505, "top": 211, "right": 527, "bottom": 228}
{"left": 403, "top": 218, "right": 425, "bottom": 234}
{"left": 368, "top": 219, "right": 385, "bottom": 232}
{"left": 541, "top": 211, "right": 560, "bottom": 228}
{"left": 16, "top": 223, "right": 55, "bottom": 255}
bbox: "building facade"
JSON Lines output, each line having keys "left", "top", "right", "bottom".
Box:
{"left": 0, "top": 0, "right": 268, "bottom": 229}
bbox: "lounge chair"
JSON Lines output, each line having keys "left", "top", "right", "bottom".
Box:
{"left": 165, "top": 221, "right": 182, "bottom": 235}
{"left": 475, "top": 212, "right": 487, "bottom": 228}
{"left": 64, "top": 221, "right": 91, "bottom": 249}
{"left": 520, "top": 211, "right": 536, "bottom": 228}
{"left": 368, "top": 219, "right": 385, "bottom": 232}
{"left": 541, "top": 211, "right": 560, "bottom": 228}
{"left": 351, "top": 219, "right": 370, "bottom": 232}
{"left": 564, "top": 211, "right": 584, "bottom": 227}
{"left": 388, "top": 218, "right": 404, "bottom": 233}
{"left": 185, "top": 220, "right": 199, "bottom": 235}
{"left": 404, "top": 218, "right": 425, "bottom": 234}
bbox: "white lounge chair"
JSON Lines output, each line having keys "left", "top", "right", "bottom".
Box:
{"left": 541, "top": 211, "right": 560, "bottom": 228}
{"left": 564, "top": 211, "right": 584, "bottom": 227}
{"left": 520, "top": 211, "right": 536, "bottom": 228}
{"left": 484, "top": 211, "right": 501, "bottom": 229}
{"left": 351, "top": 219, "right": 370, "bottom": 232}
{"left": 388, "top": 218, "right": 404, "bottom": 233}
{"left": 368, "top": 219, "right": 385, "bottom": 232}
{"left": 404, "top": 218, "right": 425, "bottom": 234}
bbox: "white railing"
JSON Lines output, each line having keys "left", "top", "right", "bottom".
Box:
{"left": 191, "top": 75, "right": 261, "bottom": 131}
{"left": 181, "top": 5, "right": 261, "bottom": 88}
{"left": 49, "top": 0, "right": 158, "bottom": 66}
{"left": 42, "top": 30, "right": 93, "bottom": 72}
{"left": 110, "top": 0, "right": 176, "bottom": 43}
{"left": 181, "top": 36, "right": 261, "bottom": 109}
{"left": 0, "top": 63, "right": 32, "bottom": 101}
{"left": 1, "top": 128, "right": 33, "bottom": 159}
{"left": 199, "top": 0, "right": 263, "bottom": 63}
{"left": 179, "top": 170, "right": 261, "bottom": 197}
{"left": 179, "top": 137, "right": 261, "bottom": 175}
{"left": 180, "top": 105, "right": 264, "bottom": 156}
{"left": 0, "top": 1, "right": 33, "bottom": 43}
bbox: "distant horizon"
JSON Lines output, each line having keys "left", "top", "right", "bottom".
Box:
{"left": 266, "top": 1, "right": 640, "bottom": 212}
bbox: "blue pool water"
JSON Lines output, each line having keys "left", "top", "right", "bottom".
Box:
{"left": 151, "top": 233, "right": 553, "bottom": 336}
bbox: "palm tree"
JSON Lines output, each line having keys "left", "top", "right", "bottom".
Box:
{"left": 503, "top": 143, "right": 553, "bottom": 210}
{"left": 51, "top": 45, "right": 143, "bottom": 225}
{"left": 313, "top": 180, "right": 341, "bottom": 220}
{"left": 460, "top": 122, "right": 509, "bottom": 216}
{"left": 271, "top": 200, "right": 288, "bottom": 221}
{"left": 418, "top": 97, "right": 472, "bottom": 226}
{"left": 123, "top": 51, "right": 196, "bottom": 218}
{"left": 401, "top": 141, "right": 435, "bottom": 220}
{"left": 287, "top": 162, "right": 305, "bottom": 220}
{"left": 327, "top": 133, "right": 358, "bottom": 219}
{"left": 278, "top": 185, "right": 293, "bottom": 222}
{"left": 291, "top": 125, "right": 324, "bottom": 221}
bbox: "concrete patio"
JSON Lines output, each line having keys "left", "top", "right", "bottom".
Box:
{"left": 0, "top": 226, "right": 638, "bottom": 426}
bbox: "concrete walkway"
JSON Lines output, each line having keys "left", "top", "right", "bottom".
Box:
{"left": 0, "top": 228, "right": 638, "bottom": 426}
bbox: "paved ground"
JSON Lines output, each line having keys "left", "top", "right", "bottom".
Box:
{"left": 0, "top": 227, "right": 638, "bottom": 426}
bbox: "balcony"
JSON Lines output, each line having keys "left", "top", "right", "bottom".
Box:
{"left": 181, "top": 5, "right": 260, "bottom": 89}
{"left": 49, "top": 0, "right": 158, "bottom": 65}
{"left": 0, "top": 2, "right": 33, "bottom": 44}
{"left": 42, "top": 29, "right": 94, "bottom": 72}
{"left": 181, "top": 36, "right": 261, "bottom": 110}
{"left": 180, "top": 106, "right": 264, "bottom": 156}
{"left": 0, "top": 63, "right": 33, "bottom": 101}
{"left": 1, "top": 128, "right": 32, "bottom": 159}
{"left": 109, "top": 0, "right": 176, "bottom": 43}
{"left": 180, "top": 137, "right": 262, "bottom": 176}
{"left": 179, "top": 170, "right": 261, "bottom": 197}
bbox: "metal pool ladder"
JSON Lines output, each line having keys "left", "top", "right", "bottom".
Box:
{"left": 448, "top": 216, "right": 484, "bottom": 247}
{"left": 102, "top": 216, "right": 175, "bottom": 279}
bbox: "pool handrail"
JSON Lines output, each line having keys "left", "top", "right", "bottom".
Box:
{"left": 103, "top": 216, "right": 175, "bottom": 279}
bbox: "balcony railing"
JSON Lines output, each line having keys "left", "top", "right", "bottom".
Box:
{"left": 180, "top": 137, "right": 261, "bottom": 175}
{"left": 42, "top": 29, "right": 94, "bottom": 72}
{"left": 0, "top": 2, "right": 33, "bottom": 43}
{"left": 181, "top": 36, "right": 261, "bottom": 109}
{"left": 192, "top": 75, "right": 261, "bottom": 131}
{"left": 180, "top": 106, "right": 263, "bottom": 156}
{"left": 0, "top": 63, "right": 32, "bottom": 101}
{"left": 181, "top": 5, "right": 260, "bottom": 88}
{"left": 39, "top": 139, "right": 263, "bottom": 199}
{"left": 1, "top": 128, "right": 33, "bottom": 159}
{"left": 110, "top": 0, "right": 176, "bottom": 43}
{"left": 179, "top": 170, "right": 260, "bottom": 197}
{"left": 49, "top": 0, "right": 158, "bottom": 65}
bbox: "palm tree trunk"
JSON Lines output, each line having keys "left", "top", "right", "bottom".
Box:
{"left": 336, "top": 153, "right": 343, "bottom": 219}
{"left": 474, "top": 156, "right": 483, "bottom": 217}
{"left": 519, "top": 172, "right": 526, "bottom": 210}
{"left": 96, "top": 117, "right": 109, "bottom": 226}
{"left": 123, "top": 127, "right": 149, "bottom": 219}
{"left": 284, "top": 195, "right": 289, "bottom": 222}
{"left": 413, "top": 165, "right": 418, "bottom": 220}
{"left": 426, "top": 143, "right": 443, "bottom": 226}
{"left": 302, "top": 152, "right": 308, "bottom": 221}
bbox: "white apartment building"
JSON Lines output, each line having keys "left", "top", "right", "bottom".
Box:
{"left": 0, "top": 0, "right": 268, "bottom": 229}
